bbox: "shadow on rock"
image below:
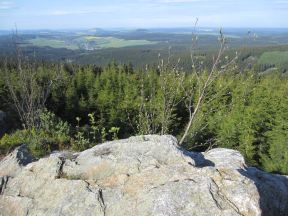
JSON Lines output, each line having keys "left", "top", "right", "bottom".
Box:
{"left": 238, "top": 167, "right": 288, "bottom": 216}
{"left": 179, "top": 147, "right": 215, "bottom": 168}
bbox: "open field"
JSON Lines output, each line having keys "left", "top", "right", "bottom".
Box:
{"left": 84, "top": 36, "right": 156, "bottom": 48}
{"left": 26, "top": 35, "right": 157, "bottom": 51}
{"left": 28, "top": 38, "right": 79, "bottom": 50}
{"left": 258, "top": 51, "right": 288, "bottom": 69}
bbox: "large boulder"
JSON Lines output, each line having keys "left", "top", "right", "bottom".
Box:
{"left": 0, "top": 135, "right": 287, "bottom": 216}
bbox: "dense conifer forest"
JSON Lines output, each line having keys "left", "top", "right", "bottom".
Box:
{"left": 0, "top": 54, "right": 288, "bottom": 175}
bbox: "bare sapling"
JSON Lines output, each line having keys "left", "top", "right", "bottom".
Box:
{"left": 3, "top": 32, "right": 61, "bottom": 129}
{"left": 179, "top": 25, "right": 238, "bottom": 145}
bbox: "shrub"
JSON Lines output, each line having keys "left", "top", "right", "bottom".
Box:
{"left": 0, "top": 129, "right": 51, "bottom": 157}
{"left": 0, "top": 130, "right": 28, "bottom": 154}
{"left": 0, "top": 110, "right": 71, "bottom": 157}
{"left": 39, "top": 109, "right": 70, "bottom": 146}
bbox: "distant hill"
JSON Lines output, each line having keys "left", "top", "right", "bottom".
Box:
{"left": 1, "top": 28, "right": 288, "bottom": 72}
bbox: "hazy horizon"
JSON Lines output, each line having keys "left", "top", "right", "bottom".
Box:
{"left": 1, "top": 27, "right": 288, "bottom": 32}
{"left": 1, "top": 0, "right": 288, "bottom": 30}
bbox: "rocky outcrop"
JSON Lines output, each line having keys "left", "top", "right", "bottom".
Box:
{"left": 0, "top": 135, "right": 287, "bottom": 216}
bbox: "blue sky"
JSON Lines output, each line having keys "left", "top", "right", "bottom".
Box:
{"left": 0, "top": 0, "right": 288, "bottom": 29}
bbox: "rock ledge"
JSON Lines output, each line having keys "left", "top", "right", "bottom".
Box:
{"left": 0, "top": 135, "right": 287, "bottom": 216}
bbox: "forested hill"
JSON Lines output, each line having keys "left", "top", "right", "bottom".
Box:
{"left": 1, "top": 28, "right": 288, "bottom": 73}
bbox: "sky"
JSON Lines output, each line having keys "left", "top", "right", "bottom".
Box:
{"left": 0, "top": 0, "right": 288, "bottom": 29}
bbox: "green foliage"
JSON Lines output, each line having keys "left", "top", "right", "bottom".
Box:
{"left": 72, "top": 116, "right": 90, "bottom": 151}
{"left": 88, "top": 113, "right": 99, "bottom": 141}
{"left": 262, "top": 123, "right": 288, "bottom": 174}
{"left": 187, "top": 71, "right": 288, "bottom": 173}
{"left": 0, "top": 109, "right": 71, "bottom": 157}
{"left": 71, "top": 113, "right": 121, "bottom": 151}
{"left": 39, "top": 109, "right": 70, "bottom": 145}
{"left": 0, "top": 130, "right": 27, "bottom": 154}
{"left": 101, "top": 128, "right": 108, "bottom": 143}
{"left": 73, "top": 130, "right": 90, "bottom": 151}
{"left": 0, "top": 129, "right": 53, "bottom": 157}
{"left": 109, "top": 127, "right": 120, "bottom": 140}
{"left": 1, "top": 59, "right": 288, "bottom": 174}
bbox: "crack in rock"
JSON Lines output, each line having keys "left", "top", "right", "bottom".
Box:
{"left": 98, "top": 189, "right": 106, "bottom": 216}
{"left": 0, "top": 175, "right": 10, "bottom": 194}
{"left": 209, "top": 182, "right": 224, "bottom": 210}
{"left": 56, "top": 157, "right": 66, "bottom": 179}
{"left": 211, "top": 178, "right": 244, "bottom": 216}
{"left": 85, "top": 180, "right": 106, "bottom": 216}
